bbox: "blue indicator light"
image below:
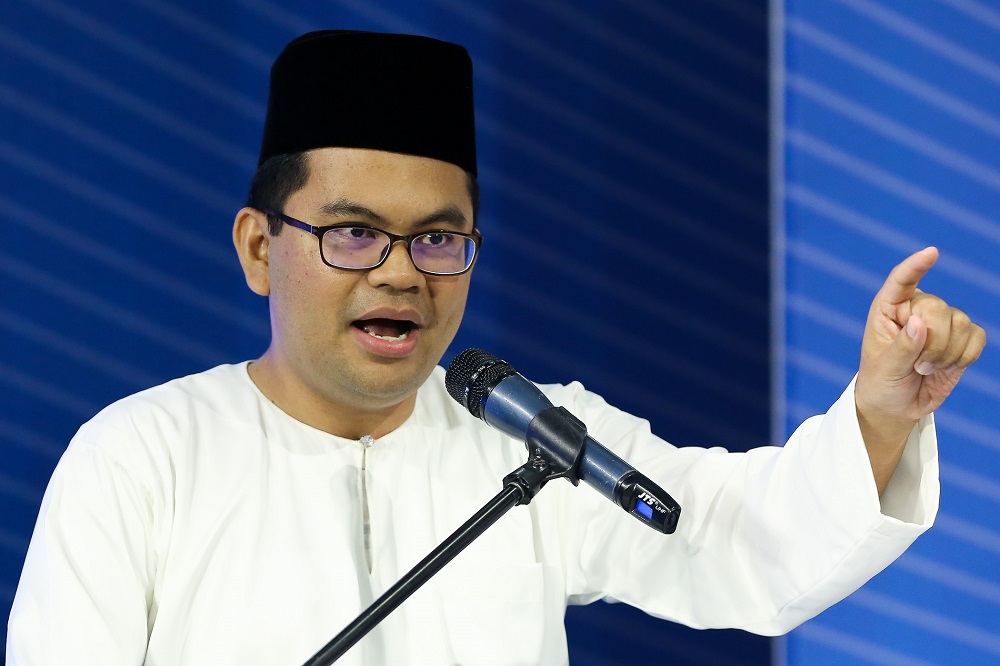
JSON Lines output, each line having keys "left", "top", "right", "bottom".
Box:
{"left": 635, "top": 499, "right": 653, "bottom": 520}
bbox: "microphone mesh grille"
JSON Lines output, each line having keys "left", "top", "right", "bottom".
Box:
{"left": 445, "top": 348, "right": 514, "bottom": 418}
{"left": 445, "top": 348, "right": 497, "bottom": 404}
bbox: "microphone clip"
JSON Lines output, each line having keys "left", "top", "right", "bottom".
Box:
{"left": 502, "top": 406, "right": 587, "bottom": 505}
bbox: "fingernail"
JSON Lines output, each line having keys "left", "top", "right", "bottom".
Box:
{"left": 906, "top": 316, "right": 918, "bottom": 339}
{"left": 915, "top": 361, "right": 935, "bottom": 375}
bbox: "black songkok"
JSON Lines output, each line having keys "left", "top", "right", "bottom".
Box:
{"left": 258, "top": 30, "right": 477, "bottom": 176}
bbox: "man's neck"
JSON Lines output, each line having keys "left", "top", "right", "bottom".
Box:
{"left": 246, "top": 357, "right": 417, "bottom": 440}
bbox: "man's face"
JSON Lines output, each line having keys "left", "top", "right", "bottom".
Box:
{"left": 262, "top": 147, "right": 475, "bottom": 419}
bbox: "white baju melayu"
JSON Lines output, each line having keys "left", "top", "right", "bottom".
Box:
{"left": 7, "top": 362, "right": 937, "bottom": 665}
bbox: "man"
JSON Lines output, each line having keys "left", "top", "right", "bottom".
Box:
{"left": 7, "top": 30, "right": 986, "bottom": 665}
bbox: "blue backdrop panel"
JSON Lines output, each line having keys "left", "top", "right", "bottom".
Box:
{"left": 0, "top": 1, "right": 770, "bottom": 662}
{"left": 780, "top": 1, "right": 1000, "bottom": 664}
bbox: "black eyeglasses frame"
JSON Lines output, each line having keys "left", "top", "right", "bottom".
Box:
{"left": 263, "top": 209, "right": 482, "bottom": 276}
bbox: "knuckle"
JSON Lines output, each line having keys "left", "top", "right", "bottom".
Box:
{"left": 918, "top": 297, "right": 950, "bottom": 319}
{"left": 959, "top": 327, "right": 988, "bottom": 366}
{"left": 973, "top": 325, "right": 988, "bottom": 348}
{"left": 951, "top": 309, "right": 972, "bottom": 329}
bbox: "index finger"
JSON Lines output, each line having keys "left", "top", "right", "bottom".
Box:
{"left": 878, "top": 246, "right": 939, "bottom": 305}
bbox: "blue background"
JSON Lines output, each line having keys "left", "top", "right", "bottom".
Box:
{"left": 0, "top": 1, "right": 771, "bottom": 663}
{"left": 779, "top": 1, "right": 1000, "bottom": 664}
{"left": 4, "top": 1, "right": 996, "bottom": 664}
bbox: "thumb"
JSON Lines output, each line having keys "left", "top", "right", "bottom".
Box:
{"left": 881, "top": 314, "right": 928, "bottom": 380}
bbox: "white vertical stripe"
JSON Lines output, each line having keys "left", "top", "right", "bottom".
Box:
{"left": 771, "top": 0, "right": 788, "bottom": 461}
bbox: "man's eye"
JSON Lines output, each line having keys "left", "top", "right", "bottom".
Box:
{"left": 420, "top": 233, "right": 454, "bottom": 246}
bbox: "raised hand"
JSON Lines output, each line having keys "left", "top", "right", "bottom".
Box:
{"left": 854, "top": 247, "right": 986, "bottom": 494}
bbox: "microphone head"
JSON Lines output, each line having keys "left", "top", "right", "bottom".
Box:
{"left": 445, "top": 348, "right": 517, "bottom": 418}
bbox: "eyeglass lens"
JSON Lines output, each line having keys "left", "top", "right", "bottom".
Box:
{"left": 321, "top": 227, "right": 475, "bottom": 274}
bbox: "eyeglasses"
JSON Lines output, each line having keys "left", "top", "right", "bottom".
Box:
{"left": 265, "top": 210, "right": 482, "bottom": 276}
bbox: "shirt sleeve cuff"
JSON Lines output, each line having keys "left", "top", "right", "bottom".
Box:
{"left": 838, "top": 376, "right": 940, "bottom": 527}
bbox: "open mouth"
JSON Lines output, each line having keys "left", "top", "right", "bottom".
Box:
{"left": 352, "top": 318, "right": 417, "bottom": 341}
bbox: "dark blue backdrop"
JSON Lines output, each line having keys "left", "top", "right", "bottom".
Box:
{"left": 0, "top": 1, "right": 771, "bottom": 663}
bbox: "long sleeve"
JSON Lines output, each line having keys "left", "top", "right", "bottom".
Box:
{"left": 541, "top": 377, "right": 938, "bottom": 634}
{"left": 6, "top": 365, "right": 941, "bottom": 664}
{"left": 7, "top": 433, "right": 155, "bottom": 665}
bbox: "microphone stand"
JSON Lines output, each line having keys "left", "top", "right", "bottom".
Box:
{"left": 302, "top": 407, "right": 589, "bottom": 666}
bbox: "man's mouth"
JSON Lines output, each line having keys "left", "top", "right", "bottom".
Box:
{"left": 353, "top": 318, "right": 417, "bottom": 341}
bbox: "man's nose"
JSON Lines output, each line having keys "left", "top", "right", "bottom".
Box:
{"left": 366, "top": 241, "right": 424, "bottom": 291}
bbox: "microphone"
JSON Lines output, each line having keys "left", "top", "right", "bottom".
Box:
{"left": 445, "top": 348, "right": 680, "bottom": 534}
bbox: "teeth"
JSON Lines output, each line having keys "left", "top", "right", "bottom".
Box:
{"left": 365, "top": 329, "right": 410, "bottom": 341}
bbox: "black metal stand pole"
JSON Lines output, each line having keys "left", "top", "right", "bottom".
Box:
{"left": 301, "top": 482, "right": 526, "bottom": 666}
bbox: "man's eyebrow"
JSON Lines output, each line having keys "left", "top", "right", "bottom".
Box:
{"left": 318, "top": 198, "right": 388, "bottom": 224}
{"left": 415, "top": 205, "right": 470, "bottom": 230}
{"left": 319, "top": 199, "right": 470, "bottom": 230}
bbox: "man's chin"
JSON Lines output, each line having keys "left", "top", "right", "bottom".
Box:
{"left": 338, "top": 357, "right": 435, "bottom": 404}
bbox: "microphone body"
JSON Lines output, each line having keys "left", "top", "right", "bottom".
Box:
{"left": 478, "top": 371, "right": 628, "bottom": 499}
{"left": 446, "top": 349, "right": 680, "bottom": 534}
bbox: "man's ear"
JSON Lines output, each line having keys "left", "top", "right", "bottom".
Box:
{"left": 233, "top": 207, "right": 271, "bottom": 296}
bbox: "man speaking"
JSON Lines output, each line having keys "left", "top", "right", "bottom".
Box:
{"left": 6, "top": 30, "right": 986, "bottom": 665}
